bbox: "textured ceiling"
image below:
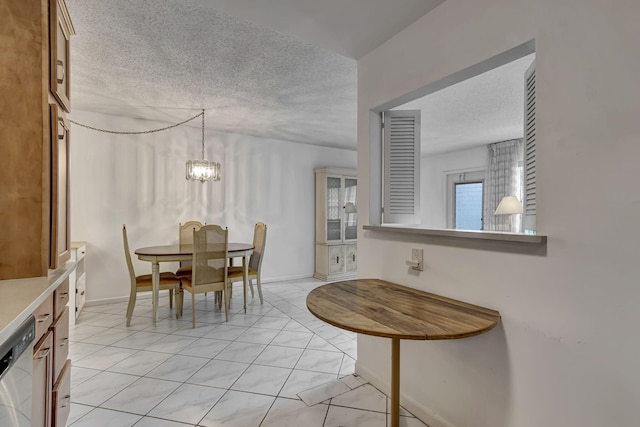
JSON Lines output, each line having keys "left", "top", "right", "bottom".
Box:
{"left": 397, "top": 53, "right": 536, "bottom": 155}
{"left": 66, "top": 0, "right": 444, "bottom": 150}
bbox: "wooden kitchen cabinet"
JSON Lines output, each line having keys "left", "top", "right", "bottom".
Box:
{"left": 31, "top": 279, "right": 71, "bottom": 426}
{"left": 0, "top": 0, "right": 75, "bottom": 280}
{"left": 32, "top": 331, "right": 53, "bottom": 427}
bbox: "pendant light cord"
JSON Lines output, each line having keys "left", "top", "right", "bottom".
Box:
{"left": 69, "top": 110, "right": 205, "bottom": 135}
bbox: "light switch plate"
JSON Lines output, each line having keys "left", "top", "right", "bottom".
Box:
{"left": 411, "top": 249, "right": 423, "bottom": 271}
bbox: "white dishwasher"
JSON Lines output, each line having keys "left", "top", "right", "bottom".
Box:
{"left": 0, "top": 316, "right": 35, "bottom": 427}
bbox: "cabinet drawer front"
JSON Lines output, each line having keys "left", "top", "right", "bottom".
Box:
{"left": 32, "top": 331, "right": 53, "bottom": 427}
{"left": 76, "top": 244, "right": 87, "bottom": 261}
{"left": 52, "top": 306, "right": 70, "bottom": 383}
{"left": 54, "top": 278, "right": 70, "bottom": 319}
{"left": 34, "top": 295, "right": 54, "bottom": 342}
{"left": 52, "top": 359, "right": 71, "bottom": 427}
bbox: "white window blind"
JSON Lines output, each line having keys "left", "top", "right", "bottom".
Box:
{"left": 383, "top": 110, "right": 420, "bottom": 224}
{"left": 523, "top": 61, "right": 536, "bottom": 232}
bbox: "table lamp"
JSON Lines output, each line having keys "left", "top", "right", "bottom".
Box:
{"left": 494, "top": 196, "right": 523, "bottom": 232}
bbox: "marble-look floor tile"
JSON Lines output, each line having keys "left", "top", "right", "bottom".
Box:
{"left": 331, "top": 384, "right": 387, "bottom": 413}
{"left": 67, "top": 403, "right": 94, "bottom": 426}
{"left": 187, "top": 359, "right": 249, "bottom": 389}
{"left": 71, "top": 371, "right": 138, "bottom": 406}
{"left": 69, "top": 325, "right": 109, "bottom": 342}
{"left": 199, "top": 390, "right": 275, "bottom": 427}
{"left": 307, "top": 335, "right": 341, "bottom": 353}
{"left": 172, "top": 322, "right": 220, "bottom": 338}
{"left": 70, "top": 366, "right": 100, "bottom": 389}
{"left": 236, "top": 327, "right": 280, "bottom": 345}
{"left": 295, "top": 349, "right": 344, "bottom": 374}
{"left": 214, "top": 341, "right": 266, "bottom": 364}
{"left": 143, "top": 334, "right": 197, "bottom": 354}
{"left": 282, "top": 320, "right": 311, "bottom": 333}
{"left": 110, "top": 331, "right": 167, "bottom": 350}
{"left": 69, "top": 342, "right": 105, "bottom": 361}
{"left": 80, "top": 314, "right": 124, "bottom": 328}
{"left": 68, "top": 407, "right": 142, "bottom": 427}
{"left": 385, "top": 415, "right": 430, "bottom": 427}
{"left": 73, "top": 346, "right": 138, "bottom": 370}
{"left": 101, "top": 377, "right": 180, "bottom": 415}
{"left": 226, "top": 313, "right": 262, "bottom": 327}
{"left": 270, "top": 330, "right": 314, "bottom": 348}
{"left": 145, "top": 354, "right": 209, "bottom": 382}
{"left": 142, "top": 318, "right": 191, "bottom": 334}
{"left": 324, "top": 405, "right": 387, "bottom": 427}
{"left": 253, "top": 316, "right": 290, "bottom": 330}
{"left": 230, "top": 364, "right": 291, "bottom": 396}
{"left": 298, "top": 378, "right": 350, "bottom": 406}
{"left": 261, "top": 397, "right": 328, "bottom": 427}
{"left": 80, "top": 327, "right": 136, "bottom": 346}
{"left": 253, "top": 345, "right": 304, "bottom": 369}
{"left": 340, "top": 355, "right": 356, "bottom": 376}
{"left": 133, "top": 416, "right": 194, "bottom": 426}
{"left": 204, "top": 324, "right": 247, "bottom": 341}
{"left": 146, "top": 383, "right": 226, "bottom": 424}
{"left": 178, "top": 337, "right": 230, "bottom": 358}
{"left": 279, "top": 370, "right": 338, "bottom": 400}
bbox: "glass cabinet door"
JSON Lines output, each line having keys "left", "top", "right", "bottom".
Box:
{"left": 326, "top": 177, "right": 342, "bottom": 241}
{"left": 344, "top": 177, "right": 357, "bottom": 240}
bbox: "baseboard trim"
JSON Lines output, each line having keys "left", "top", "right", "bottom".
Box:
{"left": 355, "top": 362, "right": 455, "bottom": 427}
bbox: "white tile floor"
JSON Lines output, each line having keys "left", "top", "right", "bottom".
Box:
{"left": 68, "top": 278, "right": 429, "bottom": 426}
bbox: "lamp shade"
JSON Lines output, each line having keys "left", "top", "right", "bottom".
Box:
{"left": 344, "top": 202, "right": 357, "bottom": 214}
{"left": 494, "top": 196, "right": 523, "bottom": 215}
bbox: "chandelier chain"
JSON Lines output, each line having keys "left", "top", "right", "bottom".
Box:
{"left": 69, "top": 111, "right": 204, "bottom": 135}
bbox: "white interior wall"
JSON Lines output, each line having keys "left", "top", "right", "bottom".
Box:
{"left": 357, "top": 1, "right": 640, "bottom": 426}
{"left": 69, "top": 110, "right": 356, "bottom": 303}
{"left": 421, "top": 146, "right": 486, "bottom": 228}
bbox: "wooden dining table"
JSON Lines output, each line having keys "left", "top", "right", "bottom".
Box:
{"left": 306, "top": 278, "right": 501, "bottom": 427}
{"left": 135, "top": 243, "right": 254, "bottom": 325}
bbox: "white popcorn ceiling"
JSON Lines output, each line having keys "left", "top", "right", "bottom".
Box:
{"left": 66, "top": 0, "right": 530, "bottom": 152}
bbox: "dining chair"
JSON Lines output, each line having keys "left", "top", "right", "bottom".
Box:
{"left": 227, "top": 222, "right": 266, "bottom": 305}
{"left": 176, "top": 220, "right": 204, "bottom": 278}
{"left": 122, "top": 225, "right": 183, "bottom": 327}
{"left": 181, "top": 224, "right": 230, "bottom": 327}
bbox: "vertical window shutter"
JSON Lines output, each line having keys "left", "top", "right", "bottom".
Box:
{"left": 383, "top": 110, "right": 420, "bottom": 224}
{"left": 523, "top": 61, "right": 536, "bottom": 231}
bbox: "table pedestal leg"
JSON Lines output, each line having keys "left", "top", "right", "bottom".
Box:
{"left": 151, "top": 261, "right": 159, "bottom": 326}
{"left": 242, "top": 256, "right": 248, "bottom": 313}
{"left": 390, "top": 337, "right": 400, "bottom": 427}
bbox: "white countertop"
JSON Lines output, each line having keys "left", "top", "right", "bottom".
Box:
{"left": 0, "top": 261, "right": 76, "bottom": 344}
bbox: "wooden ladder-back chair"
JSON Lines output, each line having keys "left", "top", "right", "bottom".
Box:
{"left": 181, "top": 225, "right": 230, "bottom": 327}
{"left": 227, "top": 222, "right": 266, "bottom": 304}
{"left": 122, "top": 225, "right": 183, "bottom": 327}
{"left": 176, "top": 221, "right": 204, "bottom": 278}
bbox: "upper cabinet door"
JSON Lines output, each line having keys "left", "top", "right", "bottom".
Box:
{"left": 50, "top": 104, "right": 71, "bottom": 269}
{"left": 49, "top": 0, "right": 74, "bottom": 112}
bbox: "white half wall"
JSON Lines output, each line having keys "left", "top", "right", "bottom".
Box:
{"left": 69, "top": 110, "right": 356, "bottom": 303}
{"left": 357, "top": 1, "right": 640, "bottom": 426}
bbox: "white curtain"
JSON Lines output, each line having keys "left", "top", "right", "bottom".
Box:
{"left": 483, "top": 139, "right": 523, "bottom": 231}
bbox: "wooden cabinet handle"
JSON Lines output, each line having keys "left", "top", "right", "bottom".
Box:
{"left": 35, "top": 347, "right": 51, "bottom": 359}
{"left": 336, "top": 256, "right": 339, "bottom": 263}
{"left": 59, "top": 292, "right": 69, "bottom": 297}
{"left": 352, "top": 254, "right": 356, "bottom": 262}
{"left": 36, "top": 313, "right": 51, "bottom": 323}
{"left": 60, "top": 338, "right": 69, "bottom": 347}
{"left": 80, "top": 291, "right": 85, "bottom": 296}
{"left": 56, "top": 59, "right": 65, "bottom": 84}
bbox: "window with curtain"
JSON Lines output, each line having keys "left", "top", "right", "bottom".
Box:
{"left": 483, "top": 139, "right": 523, "bottom": 232}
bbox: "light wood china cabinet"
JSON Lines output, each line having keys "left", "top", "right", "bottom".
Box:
{"left": 0, "top": 0, "right": 75, "bottom": 279}
{"left": 314, "top": 168, "right": 358, "bottom": 281}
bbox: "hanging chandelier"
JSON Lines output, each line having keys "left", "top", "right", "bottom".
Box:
{"left": 186, "top": 109, "right": 221, "bottom": 183}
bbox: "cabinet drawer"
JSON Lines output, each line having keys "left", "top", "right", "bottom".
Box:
{"left": 52, "top": 306, "right": 69, "bottom": 383}
{"left": 52, "top": 359, "right": 71, "bottom": 427}
{"left": 32, "top": 331, "right": 53, "bottom": 427}
{"left": 54, "top": 278, "right": 70, "bottom": 319}
{"left": 34, "top": 295, "right": 54, "bottom": 342}
{"left": 75, "top": 244, "right": 87, "bottom": 262}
